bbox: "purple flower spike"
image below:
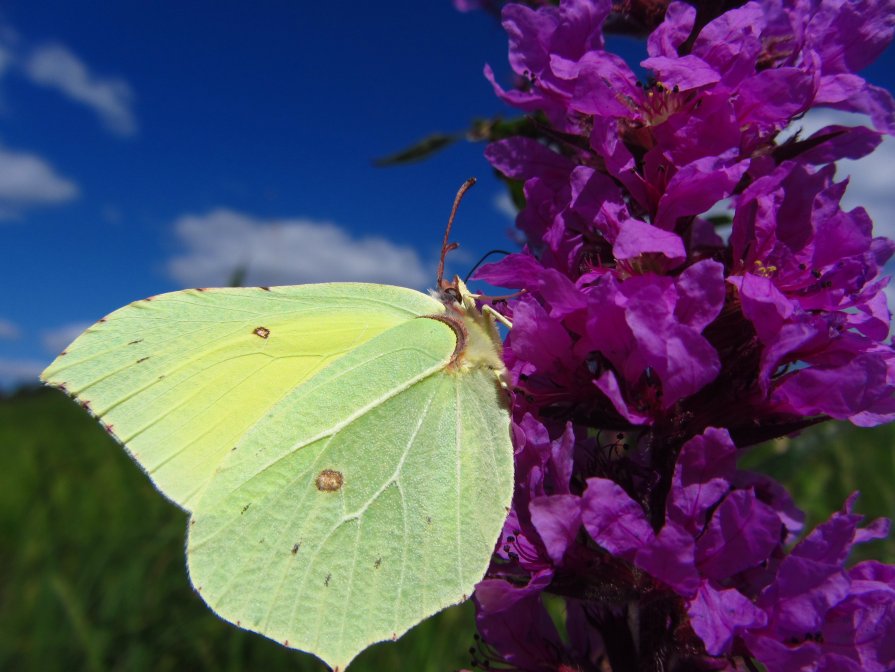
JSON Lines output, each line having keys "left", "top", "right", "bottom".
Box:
{"left": 466, "top": 0, "right": 895, "bottom": 669}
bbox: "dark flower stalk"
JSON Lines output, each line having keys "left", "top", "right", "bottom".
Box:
{"left": 459, "top": 1, "right": 895, "bottom": 670}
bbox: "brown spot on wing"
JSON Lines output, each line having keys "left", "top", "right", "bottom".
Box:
{"left": 253, "top": 326, "right": 270, "bottom": 339}
{"left": 315, "top": 469, "right": 343, "bottom": 492}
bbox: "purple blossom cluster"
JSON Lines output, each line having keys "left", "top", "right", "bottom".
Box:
{"left": 462, "top": 0, "right": 895, "bottom": 670}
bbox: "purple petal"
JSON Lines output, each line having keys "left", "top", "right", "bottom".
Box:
{"left": 653, "top": 155, "right": 748, "bottom": 231}
{"left": 674, "top": 260, "right": 726, "bottom": 331}
{"left": 743, "top": 633, "right": 824, "bottom": 672}
{"left": 641, "top": 54, "right": 720, "bottom": 91}
{"left": 806, "top": 0, "right": 895, "bottom": 74}
{"left": 733, "top": 273, "right": 792, "bottom": 343}
{"left": 798, "top": 125, "right": 883, "bottom": 164}
{"left": 581, "top": 477, "right": 653, "bottom": 558}
{"left": 549, "top": 422, "right": 575, "bottom": 495}
{"left": 733, "top": 470, "right": 806, "bottom": 541}
{"left": 612, "top": 219, "right": 686, "bottom": 268}
{"left": 475, "top": 253, "right": 546, "bottom": 290}
{"left": 653, "top": 92, "right": 740, "bottom": 166}
{"left": 793, "top": 493, "right": 879, "bottom": 565}
{"left": 849, "top": 561, "right": 895, "bottom": 588}
{"left": 509, "top": 295, "right": 575, "bottom": 377}
{"left": 759, "top": 556, "right": 851, "bottom": 637}
{"left": 696, "top": 490, "right": 783, "bottom": 581}
{"left": 570, "top": 51, "right": 642, "bottom": 118}
{"left": 816, "top": 77, "right": 895, "bottom": 134}
{"left": 668, "top": 427, "right": 737, "bottom": 534}
{"left": 530, "top": 494, "right": 582, "bottom": 564}
{"left": 646, "top": 1, "right": 695, "bottom": 58}
{"left": 475, "top": 572, "right": 563, "bottom": 670}
{"left": 691, "top": 2, "right": 764, "bottom": 87}
{"left": 593, "top": 370, "right": 652, "bottom": 425}
{"left": 485, "top": 137, "right": 572, "bottom": 181}
{"left": 540, "top": 268, "right": 588, "bottom": 317}
{"left": 635, "top": 521, "right": 700, "bottom": 596}
{"left": 772, "top": 351, "right": 893, "bottom": 423}
{"left": 687, "top": 582, "right": 767, "bottom": 655}
{"left": 822, "top": 590, "right": 895, "bottom": 671}
{"left": 735, "top": 67, "right": 815, "bottom": 127}
{"left": 623, "top": 279, "right": 722, "bottom": 406}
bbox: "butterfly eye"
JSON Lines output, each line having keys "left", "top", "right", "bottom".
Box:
{"left": 443, "top": 286, "right": 462, "bottom": 303}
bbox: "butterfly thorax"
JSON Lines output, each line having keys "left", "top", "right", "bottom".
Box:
{"left": 429, "top": 277, "right": 507, "bottom": 381}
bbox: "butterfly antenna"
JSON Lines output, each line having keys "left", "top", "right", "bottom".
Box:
{"left": 437, "top": 177, "right": 477, "bottom": 288}
{"left": 463, "top": 249, "right": 512, "bottom": 284}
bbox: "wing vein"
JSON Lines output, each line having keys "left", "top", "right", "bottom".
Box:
{"left": 231, "top": 348, "right": 446, "bottom": 495}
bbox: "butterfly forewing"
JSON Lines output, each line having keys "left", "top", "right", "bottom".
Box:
{"left": 40, "top": 284, "right": 444, "bottom": 510}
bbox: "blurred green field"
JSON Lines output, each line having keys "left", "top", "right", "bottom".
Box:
{"left": 1, "top": 387, "right": 893, "bottom": 670}
{"left": 741, "top": 420, "right": 895, "bottom": 563}
{"left": 0, "top": 388, "right": 476, "bottom": 672}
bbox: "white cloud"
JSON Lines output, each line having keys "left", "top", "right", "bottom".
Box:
{"left": 784, "top": 109, "right": 895, "bottom": 240}
{"left": 0, "top": 144, "right": 78, "bottom": 217}
{"left": 24, "top": 44, "right": 136, "bottom": 136}
{"left": 167, "top": 209, "right": 432, "bottom": 289}
{"left": 0, "top": 357, "right": 45, "bottom": 388}
{"left": 41, "top": 321, "right": 91, "bottom": 356}
{"left": 493, "top": 191, "right": 517, "bottom": 221}
{"left": 0, "top": 318, "right": 20, "bottom": 340}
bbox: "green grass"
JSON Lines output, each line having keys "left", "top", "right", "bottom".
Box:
{"left": 1, "top": 388, "right": 893, "bottom": 670}
{"left": 0, "top": 388, "right": 475, "bottom": 672}
{"left": 741, "top": 420, "right": 895, "bottom": 563}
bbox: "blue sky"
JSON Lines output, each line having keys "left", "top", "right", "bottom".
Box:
{"left": 1, "top": 2, "right": 894, "bottom": 387}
